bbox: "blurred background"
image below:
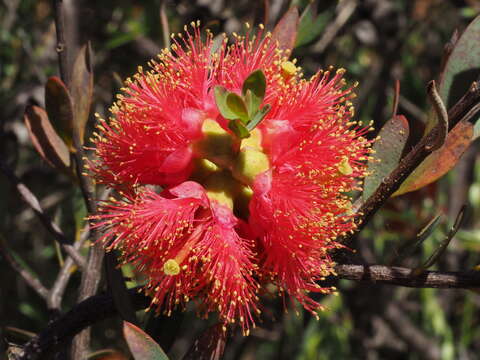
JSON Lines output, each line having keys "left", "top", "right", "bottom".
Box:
{"left": 1, "top": 0, "right": 480, "bottom": 359}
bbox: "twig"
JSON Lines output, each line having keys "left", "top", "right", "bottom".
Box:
{"left": 19, "top": 264, "right": 480, "bottom": 359}
{"left": 0, "top": 159, "right": 85, "bottom": 269}
{"left": 52, "top": 0, "right": 70, "bottom": 88}
{"left": 0, "top": 236, "right": 49, "bottom": 300}
{"left": 312, "top": 0, "right": 357, "bottom": 53}
{"left": 335, "top": 264, "right": 480, "bottom": 288}
{"left": 47, "top": 229, "right": 88, "bottom": 310}
{"left": 159, "top": 0, "right": 170, "bottom": 49}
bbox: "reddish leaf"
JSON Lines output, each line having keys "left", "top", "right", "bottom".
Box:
{"left": 89, "top": 349, "right": 129, "bottom": 360}
{"left": 45, "top": 76, "right": 74, "bottom": 151}
{"left": 71, "top": 43, "right": 94, "bottom": 145}
{"left": 23, "top": 105, "right": 71, "bottom": 170}
{"left": 182, "top": 324, "right": 226, "bottom": 360}
{"left": 394, "top": 121, "right": 473, "bottom": 196}
{"left": 123, "top": 322, "right": 169, "bottom": 360}
{"left": 271, "top": 6, "right": 299, "bottom": 53}
{"left": 363, "top": 115, "right": 409, "bottom": 201}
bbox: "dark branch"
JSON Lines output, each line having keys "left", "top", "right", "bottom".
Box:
{"left": 335, "top": 264, "right": 480, "bottom": 288}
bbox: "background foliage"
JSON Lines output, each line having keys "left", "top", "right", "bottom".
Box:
{"left": 2, "top": 0, "right": 480, "bottom": 359}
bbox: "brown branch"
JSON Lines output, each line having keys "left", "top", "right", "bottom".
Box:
{"left": 19, "top": 264, "right": 480, "bottom": 359}
{"left": 52, "top": 0, "right": 70, "bottom": 88}
{"left": 335, "top": 264, "right": 480, "bottom": 288}
{"left": 0, "top": 159, "right": 85, "bottom": 269}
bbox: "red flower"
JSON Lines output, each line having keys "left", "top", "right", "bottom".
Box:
{"left": 91, "top": 23, "right": 373, "bottom": 333}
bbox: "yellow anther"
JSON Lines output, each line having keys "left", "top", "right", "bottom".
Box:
{"left": 163, "top": 259, "right": 181, "bottom": 276}
{"left": 338, "top": 157, "right": 353, "bottom": 175}
{"left": 281, "top": 61, "right": 297, "bottom": 78}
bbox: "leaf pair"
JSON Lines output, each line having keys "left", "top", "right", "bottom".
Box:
{"left": 214, "top": 70, "right": 271, "bottom": 139}
{"left": 24, "top": 44, "right": 93, "bottom": 173}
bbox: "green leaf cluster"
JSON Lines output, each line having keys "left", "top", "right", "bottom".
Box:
{"left": 214, "top": 70, "right": 271, "bottom": 139}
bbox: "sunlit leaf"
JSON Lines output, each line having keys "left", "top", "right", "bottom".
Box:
{"left": 123, "top": 322, "right": 169, "bottom": 360}
{"left": 226, "top": 93, "right": 249, "bottom": 123}
{"left": 272, "top": 6, "right": 299, "bottom": 53}
{"left": 395, "top": 121, "right": 473, "bottom": 196}
{"left": 213, "top": 86, "right": 236, "bottom": 120}
{"left": 71, "top": 43, "right": 94, "bottom": 145}
{"left": 363, "top": 115, "right": 409, "bottom": 201}
{"left": 45, "top": 76, "right": 74, "bottom": 151}
{"left": 23, "top": 105, "right": 71, "bottom": 170}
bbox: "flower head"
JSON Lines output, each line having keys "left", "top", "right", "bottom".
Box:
{"left": 90, "top": 22, "right": 373, "bottom": 333}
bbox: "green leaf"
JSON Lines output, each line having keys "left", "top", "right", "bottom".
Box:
{"left": 228, "top": 119, "right": 250, "bottom": 139}
{"left": 426, "top": 14, "right": 480, "bottom": 137}
{"left": 226, "top": 93, "right": 249, "bottom": 123}
{"left": 246, "top": 104, "right": 271, "bottom": 131}
{"left": 272, "top": 6, "right": 299, "bottom": 53}
{"left": 363, "top": 115, "right": 409, "bottom": 201}
{"left": 242, "top": 70, "right": 266, "bottom": 115}
{"left": 394, "top": 120, "right": 473, "bottom": 196}
{"left": 296, "top": 4, "right": 330, "bottom": 48}
{"left": 123, "top": 322, "right": 169, "bottom": 360}
{"left": 45, "top": 76, "right": 74, "bottom": 151}
{"left": 71, "top": 43, "right": 94, "bottom": 146}
{"left": 213, "top": 86, "right": 236, "bottom": 120}
{"left": 23, "top": 105, "right": 71, "bottom": 170}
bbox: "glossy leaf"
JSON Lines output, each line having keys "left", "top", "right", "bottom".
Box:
{"left": 213, "top": 86, "right": 236, "bottom": 120}
{"left": 182, "top": 324, "right": 226, "bottom": 360}
{"left": 242, "top": 70, "right": 266, "bottom": 115}
{"left": 271, "top": 6, "right": 299, "bottom": 53}
{"left": 226, "top": 93, "right": 249, "bottom": 123}
{"left": 295, "top": 4, "right": 330, "bottom": 47}
{"left": 123, "top": 322, "right": 169, "bottom": 360}
{"left": 394, "top": 120, "right": 473, "bottom": 196}
{"left": 71, "top": 43, "right": 94, "bottom": 145}
{"left": 45, "top": 76, "right": 75, "bottom": 151}
{"left": 363, "top": 115, "right": 409, "bottom": 201}
{"left": 23, "top": 105, "right": 71, "bottom": 170}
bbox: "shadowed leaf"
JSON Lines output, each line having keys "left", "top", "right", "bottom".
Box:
{"left": 272, "top": 6, "right": 299, "bottom": 53}
{"left": 394, "top": 121, "right": 473, "bottom": 196}
{"left": 226, "top": 93, "right": 249, "bottom": 123}
{"left": 123, "top": 322, "right": 169, "bottom": 360}
{"left": 363, "top": 115, "right": 409, "bottom": 201}
{"left": 427, "top": 15, "right": 480, "bottom": 137}
{"left": 45, "top": 76, "right": 74, "bottom": 151}
{"left": 182, "top": 324, "right": 226, "bottom": 360}
{"left": 23, "top": 105, "right": 71, "bottom": 170}
{"left": 71, "top": 43, "right": 94, "bottom": 145}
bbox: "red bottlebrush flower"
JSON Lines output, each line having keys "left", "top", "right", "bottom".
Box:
{"left": 94, "top": 181, "right": 259, "bottom": 334}
{"left": 91, "top": 22, "right": 373, "bottom": 333}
